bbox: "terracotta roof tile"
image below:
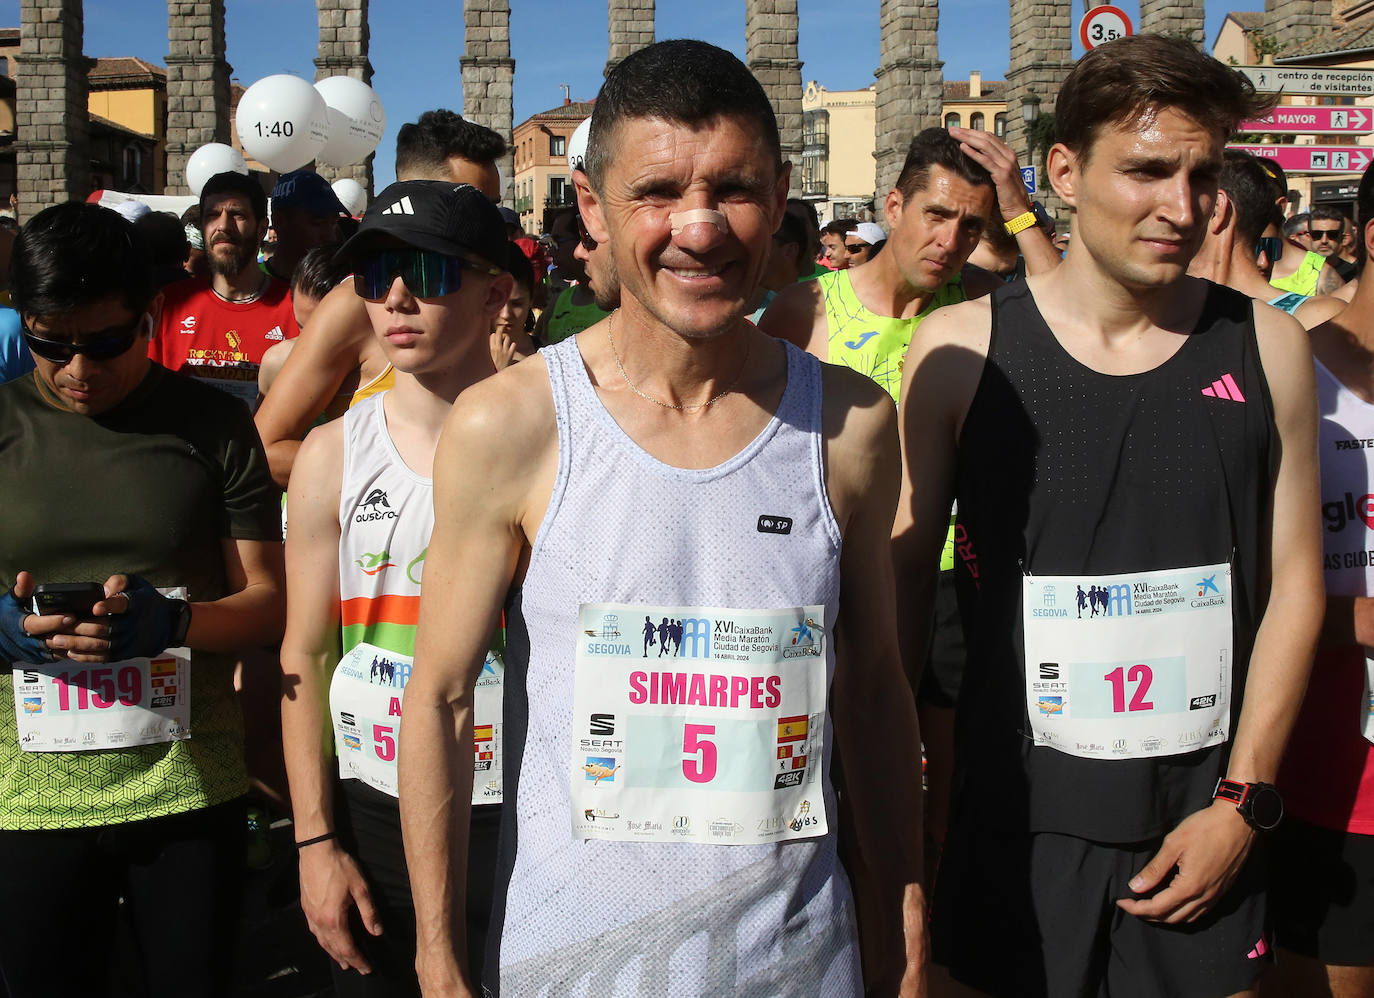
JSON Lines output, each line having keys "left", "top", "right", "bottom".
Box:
{"left": 1277, "top": 19, "right": 1374, "bottom": 61}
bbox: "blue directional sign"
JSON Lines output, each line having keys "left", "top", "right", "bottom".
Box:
{"left": 1021, "top": 166, "right": 1037, "bottom": 194}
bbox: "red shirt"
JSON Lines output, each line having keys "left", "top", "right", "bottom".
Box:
{"left": 1278, "top": 644, "right": 1374, "bottom": 833}
{"left": 150, "top": 276, "right": 298, "bottom": 406}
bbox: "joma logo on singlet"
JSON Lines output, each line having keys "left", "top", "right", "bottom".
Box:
{"left": 355, "top": 488, "right": 399, "bottom": 523}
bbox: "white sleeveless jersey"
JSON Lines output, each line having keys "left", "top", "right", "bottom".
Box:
{"left": 1318, "top": 358, "right": 1374, "bottom": 597}
{"left": 490, "top": 338, "right": 861, "bottom": 996}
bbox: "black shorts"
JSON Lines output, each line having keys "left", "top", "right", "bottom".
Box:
{"left": 931, "top": 825, "right": 1269, "bottom": 998}
{"left": 333, "top": 779, "right": 503, "bottom": 998}
{"left": 917, "top": 569, "right": 965, "bottom": 709}
{"left": 1270, "top": 814, "right": 1374, "bottom": 965}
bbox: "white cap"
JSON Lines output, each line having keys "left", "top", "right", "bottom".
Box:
{"left": 114, "top": 200, "right": 151, "bottom": 223}
{"left": 568, "top": 117, "right": 592, "bottom": 174}
{"left": 852, "top": 221, "right": 887, "bottom": 246}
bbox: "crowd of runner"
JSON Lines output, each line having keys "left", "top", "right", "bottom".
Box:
{"left": 0, "top": 30, "right": 1371, "bottom": 998}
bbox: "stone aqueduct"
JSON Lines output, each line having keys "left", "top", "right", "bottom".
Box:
{"left": 14, "top": 0, "right": 1335, "bottom": 218}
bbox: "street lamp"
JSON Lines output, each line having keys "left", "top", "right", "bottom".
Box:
{"left": 1022, "top": 91, "right": 1041, "bottom": 124}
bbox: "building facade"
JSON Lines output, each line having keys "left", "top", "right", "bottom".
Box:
{"left": 511, "top": 99, "right": 593, "bottom": 235}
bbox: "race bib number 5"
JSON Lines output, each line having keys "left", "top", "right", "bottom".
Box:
{"left": 1023, "top": 565, "right": 1233, "bottom": 760}
{"left": 569, "top": 603, "right": 829, "bottom": 845}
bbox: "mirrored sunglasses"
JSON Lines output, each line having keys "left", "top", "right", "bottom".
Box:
{"left": 354, "top": 248, "right": 501, "bottom": 301}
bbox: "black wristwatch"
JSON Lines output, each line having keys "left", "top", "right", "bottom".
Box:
{"left": 1213, "top": 778, "right": 1284, "bottom": 831}
{"left": 167, "top": 598, "right": 192, "bottom": 648}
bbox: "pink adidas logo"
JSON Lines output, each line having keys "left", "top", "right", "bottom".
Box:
{"left": 1201, "top": 373, "right": 1246, "bottom": 403}
{"left": 1247, "top": 935, "right": 1269, "bottom": 960}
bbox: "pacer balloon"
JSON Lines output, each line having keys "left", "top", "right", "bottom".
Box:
{"left": 314, "top": 76, "right": 386, "bottom": 168}
{"left": 236, "top": 75, "right": 331, "bottom": 173}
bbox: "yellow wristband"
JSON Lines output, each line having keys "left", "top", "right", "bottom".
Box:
{"left": 1004, "top": 210, "right": 1038, "bottom": 236}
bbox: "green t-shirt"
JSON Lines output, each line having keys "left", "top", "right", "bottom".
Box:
{"left": 0, "top": 364, "right": 281, "bottom": 829}
{"left": 819, "top": 268, "right": 966, "bottom": 403}
{"left": 544, "top": 285, "right": 611, "bottom": 345}
{"left": 1269, "top": 249, "right": 1326, "bottom": 297}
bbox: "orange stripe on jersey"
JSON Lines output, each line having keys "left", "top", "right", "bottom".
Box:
{"left": 341, "top": 594, "right": 421, "bottom": 628}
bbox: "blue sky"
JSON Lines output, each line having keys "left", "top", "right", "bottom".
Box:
{"left": 7, "top": 1, "right": 1249, "bottom": 188}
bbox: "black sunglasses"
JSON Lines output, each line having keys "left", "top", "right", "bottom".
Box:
{"left": 354, "top": 248, "right": 501, "bottom": 301}
{"left": 575, "top": 214, "right": 597, "bottom": 251}
{"left": 23, "top": 313, "right": 148, "bottom": 363}
{"left": 844, "top": 242, "right": 868, "bottom": 253}
{"left": 1309, "top": 226, "right": 1342, "bottom": 241}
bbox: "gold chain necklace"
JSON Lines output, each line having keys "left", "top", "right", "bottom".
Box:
{"left": 607, "top": 311, "right": 751, "bottom": 412}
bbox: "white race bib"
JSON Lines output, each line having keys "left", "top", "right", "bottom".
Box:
{"left": 569, "top": 603, "right": 829, "bottom": 845}
{"left": 12, "top": 586, "right": 192, "bottom": 753}
{"left": 1022, "top": 565, "right": 1233, "bottom": 760}
{"left": 330, "top": 641, "right": 504, "bottom": 804}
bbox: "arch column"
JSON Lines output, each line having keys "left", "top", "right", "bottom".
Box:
{"left": 1265, "top": 0, "right": 1332, "bottom": 38}
{"left": 875, "top": 0, "right": 942, "bottom": 198}
{"left": 17, "top": 0, "right": 91, "bottom": 217}
{"left": 315, "top": 0, "right": 374, "bottom": 192}
{"left": 746, "top": 0, "right": 804, "bottom": 198}
{"left": 606, "top": 0, "right": 654, "bottom": 78}
{"left": 1006, "top": 0, "right": 1073, "bottom": 214}
{"left": 165, "top": 0, "right": 231, "bottom": 196}
{"left": 1138, "top": 1, "right": 1205, "bottom": 45}
{"left": 461, "top": 0, "right": 515, "bottom": 204}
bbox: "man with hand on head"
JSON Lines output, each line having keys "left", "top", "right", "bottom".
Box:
{"left": 0, "top": 202, "right": 284, "bottom": 998}
{"left": 400, "top": 39, "right": 925, "bottom": 997}
{"left": 281, "top": 181, "right": 512, "bottom": 998}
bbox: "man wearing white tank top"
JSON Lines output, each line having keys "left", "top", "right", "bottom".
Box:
{"left": 400, "top": 40, "right": 926, "bottom": 998}
{"left": 281, "top": 181, "right": 512, "bottom": 997}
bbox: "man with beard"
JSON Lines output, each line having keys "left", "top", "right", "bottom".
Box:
{"left": 150, "top": 171, "right": 298, "bottom": 410}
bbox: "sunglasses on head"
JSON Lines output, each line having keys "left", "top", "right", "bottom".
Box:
{"left": 23, "top": 312, "right": 149, "bottom": 363}
{"left": 354, "top": 248, "right": 501, "bottom": 301}
{"left": 1254, "top": 236, "right": 1284, "bottom": 265}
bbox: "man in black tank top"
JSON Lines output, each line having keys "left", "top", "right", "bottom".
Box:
{"left": 893, "top": 36, "right": 1322, "bottom": 998}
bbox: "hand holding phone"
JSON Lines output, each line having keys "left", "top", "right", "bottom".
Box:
{"left": 32, "top": 582, "right": 107, "bottom": 618}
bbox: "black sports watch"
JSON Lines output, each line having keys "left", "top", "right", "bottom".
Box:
{"left": 167, "top": 598, "right": 192, "bottom": 648}
{"left": 1213, "top": 778, "right": 1284, "bottom": 832}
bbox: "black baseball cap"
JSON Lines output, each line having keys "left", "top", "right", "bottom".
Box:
{"left": 337, "top": 180, "right": 508, "bottom": 272}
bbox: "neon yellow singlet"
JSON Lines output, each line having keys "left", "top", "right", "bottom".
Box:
{"left": 820, "top": 268, "right": 965, "bottom": 403}
{"left": 545, "top": 286, "right": 611, "bottom": 345}
{"left": 349, "top": 363, "right": 395, "bottom": 408}
{"left": 1269, "top": 250, "right": 1326, "bottom": 297}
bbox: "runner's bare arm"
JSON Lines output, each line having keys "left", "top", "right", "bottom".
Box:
{"left": 278, "top": 423, "right": 384, "bottom": 972}
{"left": 1317, "top": 260, "right": 1347, "bottom": 297}
{"left": 1120, "top": 304, "right": 1323, "bottom": 925}
{"left": 757, "top": 278, "right": 827, "bottom": 356}
{"left": 823, "top": 365, "right": 927, "bottom": 997}
{"left": 254, "top": 281, "right": 372, "bottom": 488}
{"left": 892, "top": 300, "right": 992, "bottom": 690}
{"left": 948, "top": 126, "right": 1061, "bottom": 277}
{"left": 173, "top": 536, "right": 284, "bottom": 650}
{"left": 1292, "top": 293, "right": 1346, "bottom": 331}
{"left": 400, "top": 361, "right": 557, "bottom": 996}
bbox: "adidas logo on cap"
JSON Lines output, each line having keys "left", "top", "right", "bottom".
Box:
{"left": 381, "top": 196, "right": 415, "bottom": 216}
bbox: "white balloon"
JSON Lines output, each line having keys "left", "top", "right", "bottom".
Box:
{"left": 314, "top": 76, "right": 386, "bottom": 168}
{"left": 568, "top": 117, "right": 592, "bottom": 174}
{"left": 235, "top": 75, "right": 331, "bottom": 174}
{"left": 332, "top": 178, "right": 367, "bottom": 218}
{"left": 185, "top": 143, "right": 247, "bottom": 197}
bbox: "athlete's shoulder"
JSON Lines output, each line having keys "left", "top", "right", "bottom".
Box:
{"left": 289, "top": 415, "right": 346, "bottom": 503}
{"left": 445, "top": 350, "right": 556, "bottom": 469}
{"left": 757, "top": 276, "right": 825, "bottom": 349}
{"left": 819, "top": 359, "right": 897, "bottom": 445}
{"left": 307, "top": 279, "right": 374, "bottom": 350}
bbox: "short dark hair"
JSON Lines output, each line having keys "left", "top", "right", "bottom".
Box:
{"left": 1219, "top": 151, "right": 1282, "bottom": 247}
{"left": 395, "top": 110, "right": 506, "bottom": 178}
{"left": 11, "top": 202, "right": 155, "bottom": 317}
{"left": 587, "top": 39, "right": 780, "bottom": 191}
{"left": 1055, "top": 34, "right": 1274, "bottom": 161}
{"left": 895, "top": 128, "right": 994, "bottom": 200}
{"left": 821, "top": 218, "right": 857, "bottom": 237}
{"left": 1310, "top": 204, "right": 1345, "bottom": 227}
{"left": 200, "top": 170, "right": 267, "bottom": 224}
{"left": 1283, "top": 212, "right": 1310, "bottom": 240}
{"left": 1253, "top": 156, "right": 1288, "bottom": 203}
{"left": 133, "top": 211, "right": 191, "bottom": 268}
{"left": 290, "top": 244, "right": 345, "bottom": 301}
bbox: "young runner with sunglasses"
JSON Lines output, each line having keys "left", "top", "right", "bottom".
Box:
{"left": 280, "top": 181, "right": 512, "bottom": 998}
